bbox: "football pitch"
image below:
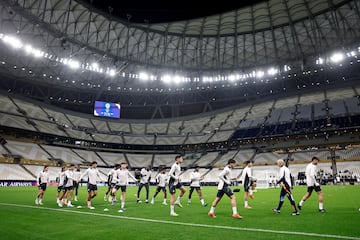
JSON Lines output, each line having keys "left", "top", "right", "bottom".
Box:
{"left": 0, "top": 185, "right": 359, "bottom": 240}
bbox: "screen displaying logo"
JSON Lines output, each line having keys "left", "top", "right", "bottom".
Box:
{"left": 94, "top": 101, "right": 121, "bottom": 118}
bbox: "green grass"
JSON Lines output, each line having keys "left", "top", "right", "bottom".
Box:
{"left": 0, "top": 185, "right": 359, "bottom": 240}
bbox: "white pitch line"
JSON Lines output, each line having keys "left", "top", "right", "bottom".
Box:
{"left": 0, "top": 202, "right": 359, "bottom": 240}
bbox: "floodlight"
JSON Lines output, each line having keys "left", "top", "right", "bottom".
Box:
{"left": 173, "top": 75, "right": 182, "bottom": 84}
{"left": 256, "top": 71, "right": 264, "bottom": 78}
{"left": 330, "top": 53, "right": 344, "bottom": 63}
{"left": 162, "top": 75, "right": 172, "bottom": 84}
{"left": 267, "top": 67, "right": 278, "bottom": 75}
{"left": 32, "top": 49, "right": 44, "bottom": 58}
{"left": 3, "top": 35, "right": 22, "bottom": 49}
{"left": 24, "top": 45, "right": 33, "bottom": 54}
{"left": 68, "top": 59, "right": 80, "bottom": 69}
{"left": 316, "top": 57, "right": 324, "bottom": 65}
{"left": 108, "top": 69, "right": 116, "bottom": 76}
{"left": 139, "top": 72, "right": 149, "bottom": 80}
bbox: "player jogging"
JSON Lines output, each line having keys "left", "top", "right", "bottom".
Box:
{"left": 168, "top": 155, "right": 186, "bottom": 216}
{"left": 105, "top": 164, "right": 119, "bottom": 202}
{"left": 208, "top": 159, "right": 243, "bottom": 219}
{"left": 151, "top": 168, "right": 168, "bottom": 205}
{"left": 137, "top": 165, "right": 152, "bottom": 203}
{"left": 298, "top": 156, "right": 326, "bottom": 212}
{"left": 187, "top": 165, "right": 207, "bottom": 207}
{"left": 79, "top": 161, "right": 102, "bottom": 209}
{"left": 240, "top": 160, "right": 255, "bottom": 209}
{"left": 35, "top": 165, "right": 49, "bottom": 205}
{"left": 112, "top": 162, "right": 137, "bottom": 212}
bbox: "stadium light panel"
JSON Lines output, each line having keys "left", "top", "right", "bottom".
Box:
{"left": 161, "top": 75, "right": 172, "bottom": 84}
{"left": 330, "top": 53, "right": 344, "bottom": 63}
{"left": 316, "top": 57, "right": 324, "bottom": 65}
{"left": 68, "top": 59, "right": 80, "bottom": 69}
{"left": 256, "top": 71, "right": 265, "bottom": 78}
{"left": 139, "top": 72, "right": 149, "bottom": 80}
{"left": 24, "top": 45, "right": 33, "bottom": 54}
{"left": 3, "top": 35, "right": 22, "bottom": 49}
{"left": 267, "top": 67, "right": 278, "bottom": 75}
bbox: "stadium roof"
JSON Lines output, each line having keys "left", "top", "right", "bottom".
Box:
{"left": 83, "top": 0, "right": 265, "bottom": 24}
{"left": 0, "top": 0, "right": 359, "bottom": 119}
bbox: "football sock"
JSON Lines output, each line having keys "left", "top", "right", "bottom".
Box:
{"left": 232, "top": 207, "right": 238, "bottom": 214}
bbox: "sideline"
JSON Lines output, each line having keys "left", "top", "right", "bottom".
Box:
{"left": 0, "top": 202, "right": 359, "bottom": 240}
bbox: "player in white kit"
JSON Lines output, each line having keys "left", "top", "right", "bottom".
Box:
{"left": 298, "top": 156, "right": 326, "bottom": 212}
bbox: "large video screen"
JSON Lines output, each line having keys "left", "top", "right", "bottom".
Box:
{"left": 94, "top": 101, "right": 121, "bottom": 119}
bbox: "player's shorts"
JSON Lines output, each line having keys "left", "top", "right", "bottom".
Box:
{"left": 169, "top": 183, "right": 182, "bottom": 194}
{"left": 216, "top": 185, "right": 233, "bottom": 198}
{"left": 109, "top": 182, "right": 116, "bottom": 188}
{"left": 38, "top": 183, "right": 47, "bottom": 191}
{"left": 307, "top": 185, "right": 322, "bottom": 193}
{"left": 189, "top": 186, "right": 201, "bottom": 191}
{"left": 64, "top": 186, "right": 74, "bottom": 191}
{"left": 114, "top": 185, "right": 127, "bottom": 192}
{"left": 155, "top": 186, "right": 167, "bottom": 193}
{"left": 87, "top": 183, "right": 98, "bottom": 192}
{"left": 243, "top": 177, "right": 250, "bottom": 192}
{"left": 57, "top": 185, "right": 64, "bottom": 193}
{"left": 73, "top": 181, "right": 79, "bottom": 188}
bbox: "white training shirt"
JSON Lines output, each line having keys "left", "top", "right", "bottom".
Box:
{"left": 80, "top": 167, "right": 101, "bottom": 185}
{"left": 116, "top": 168, "right": 137, "bottom": 186}
{"left": 189, "top": 170, "right": 202, "bottom": 187}
{"left": 240, "top": 166, "right": 253, "bottom": 183}
{"left": 278, "top": 165, "right": 292, "bottom": 188}
{"left": 38, "top": 170, "right": 49, "bottom": 185}
{"left": 156, "top": 172, "right": 167, "bottom": 187}
{"left": 139, "top": 168, "right": 152, "bottom": 184}
{"left": 64, "top": 169, "right": 75, "bottom": 187}
{"left": 73, "top": 170, "right": 82, "bottom": 182}
{"left": 305, "top": 162, "right": 319, "bottom": 186}
{"left": 168, "top": 162, "right": 181, "bottom": 185}
{"left": 218, "top": 165, "right": 232, "bottom": 190}
{"left": 107, "top": 168, "right": 118, "bottom": 184}
{"left": 57, "top": 170, "right": 66, "bottom": 187}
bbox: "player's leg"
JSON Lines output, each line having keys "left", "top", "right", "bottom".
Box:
{"left": 104, "top": 186, "right": 111, "bottom": 201}
{"left": 170, "top": 192, "right": 178, "bottom": 216}
{"left": 298, "top": 186, "right": 314, "bottom": 209}
{"left": 145, "top": 183, "right": 149, "bottom": 203}
{"left": 175, "top": 185, "right": 186, "bottom": 207}
{"left": 163, "top": 188, "right": 167, "bottom": 205}
{"left": 187, "top": 187, "right": 194, "bottom": 205}
{"left": 273, "top": 187, "right": 286, "bottom": 213}
{"left": 316, "top": 186, "right": 326, "bottom": 212}
{"left": 197, "top": 188, "right": 207, "bottom": 206}
{"left": 67, "top": 189, "right": 74, "bottom": 207}
{"left": 117, "top": 188, "right": 126, "bottom": 212}
{"left": 137, "top": 183, "right": 144, "bottom": 202}
{"left": 227, "top": 189, "right": 242, "bottom": 218}
{"left": 243, "top": 183, "right": 251, "bottom": 208}
{"left": 208, "top": 195, "right": 221, "bottom": 218}
{"left": 92, "top": 189, "right": 98, "bottom": 199}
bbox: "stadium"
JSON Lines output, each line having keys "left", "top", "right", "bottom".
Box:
{"left": 0, "top": 0, "right": 359, "bottom": 239}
